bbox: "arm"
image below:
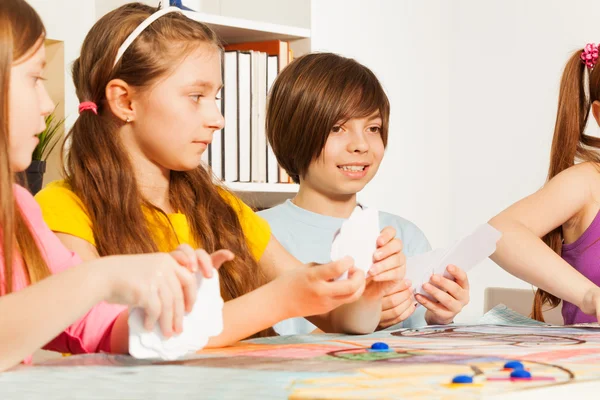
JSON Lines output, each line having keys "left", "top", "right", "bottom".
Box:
{"left": 489, "top": 163, "right": 600, "bottom": 316}
{"left": 0, "top": 262, "right": 107, "bottom": 371}
{"left": 54, "top": 233, "right": 365, "bottom": 345}
{"left": 259, "top": 235, "right": 377, "bottom": 334}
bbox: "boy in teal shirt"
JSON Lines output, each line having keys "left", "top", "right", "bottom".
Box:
{"left": 258, "top": 53, "right": 470, "bottom": 335}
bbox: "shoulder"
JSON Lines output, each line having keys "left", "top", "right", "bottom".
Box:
{"left": 35, "top": 180, "right": 85, "bottom": 209}
{"left": 257, "top": 203, "right": 286, "bottom": 222}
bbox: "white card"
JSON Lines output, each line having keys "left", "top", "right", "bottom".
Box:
{"left": 128, "top": 270, "right": 224, "bottom": 360}
{"left": 405, "top": 224, "right": 502, "bottom": 303}
{"left": 330, "top": 206, "right": 380, "bottom": 280}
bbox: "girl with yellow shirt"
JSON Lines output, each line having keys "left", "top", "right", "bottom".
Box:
{"left": 36, "top": 3, "right": 407, "bottom": 344}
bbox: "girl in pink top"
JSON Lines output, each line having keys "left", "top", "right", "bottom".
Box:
{"left": 0, "top": 0, "right": 232, "bottom": 371}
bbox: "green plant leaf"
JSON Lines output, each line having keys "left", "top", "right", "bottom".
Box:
{"left": 32, "top": 105, "right": 66, "bottom": 161}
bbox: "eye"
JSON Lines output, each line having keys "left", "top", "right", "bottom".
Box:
{"left": 331, "top": 126, "right": 342, "bottom": 133}
{"left": 190, "top": 94, "right": 202, "bottom": 103}
{"left": 368, "top": 126, "right": 382, "bottom": 133}
{"left": 33, "top": 75, "right": 46, "bottom": 84}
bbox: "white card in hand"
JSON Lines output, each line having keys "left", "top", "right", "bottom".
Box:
{"left": 405, "top": 223, "right": 502, "bottom": 303}
{"left": 330, "top": 206, "right": 380, "bottom": 280}
{"left": 128, "top": 270, "right": 223, "bottom": 360}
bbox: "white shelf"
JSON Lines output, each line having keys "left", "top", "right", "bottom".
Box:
{"left": 224, "top": 182, "right": 298, "bottom": 193}
{"left": 223, "top": 182, "right": 298, "bottom": 209}
{"left": 193, "top": 12, "right": 311, "bottom": 44}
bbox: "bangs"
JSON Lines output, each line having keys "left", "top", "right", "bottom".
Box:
{"left": 334, "top": 66, "right": 388, "bottom": 125}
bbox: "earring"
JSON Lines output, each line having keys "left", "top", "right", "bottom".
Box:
{"left": 126, "top": 116, "right": 131, "bottom": 123}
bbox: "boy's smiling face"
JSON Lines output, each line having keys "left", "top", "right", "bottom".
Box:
{"left": 301, "top": 112, "right": 385, "bottom": 198}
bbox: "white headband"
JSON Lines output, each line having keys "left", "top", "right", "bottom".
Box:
{"left": 113, "top": 5, "right": 201, "bottom": 68}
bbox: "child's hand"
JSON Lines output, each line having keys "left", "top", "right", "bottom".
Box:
{"left": 169, "top": 244, "right": 234, "bottom": 278}
{"left": 280, "top": 256, "right": 366, "bottom": 318}
{"left": 368, "top": 226, "right": 406, "bottom": 282}
{"left": 416, "top": 264, "right": 470, "bottom": 325}
{"left": 102, "top": 253, "right": 198, "bottom": 337}
{"left": 378, "top": 279, "right": 416, "bottom": 329}
{"left": 363, "top": 227, "right": 406, "bottom": 299}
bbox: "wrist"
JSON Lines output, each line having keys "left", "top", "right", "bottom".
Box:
{"left": 87, "top": 256, "right": 117, "bottom": 304}
{"left": 269, "top": 277, "right": 296, "bottom": 320}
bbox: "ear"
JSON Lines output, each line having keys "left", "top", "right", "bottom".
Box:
{"left": 592, "top": 100, "right": 600, "bottom": 128}
{"left": 105, "top": 79, "right": 136, "bottom": 122}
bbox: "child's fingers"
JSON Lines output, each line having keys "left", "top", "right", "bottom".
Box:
{"left": 430, "top": 274, "right": 464, "bottom": 300}
{"left": 371, "top": 263, "right": 404, "bottom": 282}
{"left": 173, "top": 265, "right": 197, "bottom": 313}
{"left": 142, "top": 284, "right": 161, "bottom": 332}
{"left": 415, "top": 293, "right": 447, "bottom": 315}
{"left": 446, "top": 265, "right": 470, "bottom": 291}
{"left": 382, "top": 286, "right": 413, "bottom": 312}
{"left": 330, "top": 268, "right": 365, "bottom": 298}
{"left": 380, "top": 302, "right": 416, "bottom": 328}
{"left": 370, "top": 251, "right": 406, "bottom": 277}
{"left": 421, "top": 283, "right": 461, "bottom": 313}
{"left": 376, "top": 226, "right": 397, "bottom": 247}
{"left": 373, "top": 237, "right": 403, "bottom": 263}
{"left": 381, "top": 295, "right": 413, "bottom": 322}
{"left": 316, "top": 257, "right": 354, "bottom": 281}
{"left": 165, "top": 271, "right": 185, "bottom": 334}
{"left": 157, "top": 282, "right": 174, "bottom": 338}
{"left": 210, "top": 250, "right": 235, "bottom": 270}
{"left": 385, "top": 279, "right": 412, "bottom": 296}
{"left": 170, "top": 244, "right": 198, "bottom": 272}
{"left": 195, "top": 249, "right": 214, "bottom": 278}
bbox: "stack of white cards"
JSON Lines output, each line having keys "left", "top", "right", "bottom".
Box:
{"left": 330, "top": 206, "right": 380, "bottom": 280}
{"left": 128, "top": 270, "right": 224, "bottom": 360}
{"left": 405, "top": 224, "right": 502, "bottom": 304}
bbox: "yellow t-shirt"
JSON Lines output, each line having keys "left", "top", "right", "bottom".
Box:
{"left": 35, "top": 180, "right": 271, "bottom": 261}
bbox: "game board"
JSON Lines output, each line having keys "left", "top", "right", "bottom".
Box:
{"left": 6, "top": 322, "right": 600, "bottom": 399}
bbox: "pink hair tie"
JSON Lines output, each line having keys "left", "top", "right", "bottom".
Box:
{"left": 78, "top": 101, "right": 98, "bottom": 115}
{"left": 581, "top": 43, "right": 599, "bottom": 69}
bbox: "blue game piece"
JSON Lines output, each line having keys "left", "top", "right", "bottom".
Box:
{"left": 510, "top": 369, "right": 532, "bottom": 379}
{"left": 504, "top": 361, "right": 524, "bottom": 370}
{"left": 370, "top": 342, "right": 390, "bottom": 351}
{"left": 452, "top": 375, "right": 474, "bottom": 384}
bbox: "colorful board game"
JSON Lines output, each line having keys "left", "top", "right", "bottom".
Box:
{"left": 6, "top": 322, "right": 600, "bottom": 399}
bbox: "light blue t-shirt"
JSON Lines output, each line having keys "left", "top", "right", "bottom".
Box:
{"left": 258, "top": 200, "right": 432, "bottom": 335}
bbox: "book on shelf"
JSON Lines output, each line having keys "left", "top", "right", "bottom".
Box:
{"left": 203, "top": 40, "right": 296, "bottom": 185}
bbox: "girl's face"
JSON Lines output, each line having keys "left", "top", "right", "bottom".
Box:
{"left": 127, "top": 44, "right": 224, "bottom": 173}
{"left": 9, "top": 41, "right": 54, "bottom": 172}
{"left": 302, "top": 113, "right": 385, "bottom": 198}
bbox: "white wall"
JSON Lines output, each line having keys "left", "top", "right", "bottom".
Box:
{"left": 312, "top": 0, "right": 600, "bottom": 322}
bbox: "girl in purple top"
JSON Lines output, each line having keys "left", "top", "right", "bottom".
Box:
{"left": 490, "top": 43, "right": 600, "bottom": 324}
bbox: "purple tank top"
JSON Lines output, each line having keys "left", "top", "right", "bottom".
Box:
{"left": 561, "top": 211, "right": 600, "bottom": 325}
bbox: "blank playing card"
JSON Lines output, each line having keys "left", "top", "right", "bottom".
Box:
{"left": 128, "top": 269, "right": 224, "bottom": 360}
{"left": 406, "top": 224, "right": 502, "bottom": 303}
{"left": 330, "top": 207, "right": 380, "bottom": 280}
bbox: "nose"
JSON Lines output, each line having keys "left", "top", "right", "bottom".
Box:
{"left": 206, "top": 99, "right": 225, "bottom": 131}
{"left": 348, "top": 130, "right": 369, "bottom": 154}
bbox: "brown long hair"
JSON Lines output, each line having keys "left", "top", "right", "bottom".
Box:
{"left": 65, "top": 3, "right": 272, "bottom": 336}
{"left": 0, "top": 0, "right": 52, "bottom": 294}
{"left": 266, "top": 52, "right": 390, "bottom": 183}
{"left": 532, "top": 49, "right": 600, "bottom": 321}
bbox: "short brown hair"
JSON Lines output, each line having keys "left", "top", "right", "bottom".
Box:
{"left": 266, "top": 52, "right": 390, "bottom": 183}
